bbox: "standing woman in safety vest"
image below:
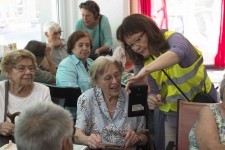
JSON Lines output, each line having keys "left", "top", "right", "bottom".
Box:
{"left": 116, "top": 14, "right": 219, "bottom": 150}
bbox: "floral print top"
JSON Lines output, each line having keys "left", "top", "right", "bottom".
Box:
{"left": 75, "top": 87, "right": 146, "bottom": 146}
{"left": 189, "top": 104, "right": 225, "bottom": 149}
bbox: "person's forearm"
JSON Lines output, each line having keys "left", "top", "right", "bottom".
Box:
{"left": 74, "top": 129, "right": 90, "bottom": 146}
{"left": 144, "top": 51, "right": 179, "bottom": 75}
{"left": 98, "top": 45, "right": 110, "bottom": 54}
{"left": 47, "top": 61, "right": 56, "bottom": 75}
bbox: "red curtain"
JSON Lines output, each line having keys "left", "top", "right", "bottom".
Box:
{"left": 215, "top": 0, "right": 225, "bottom": 67}
{"left": 137, "top": 0, "right": 168, "bottom": 29}
{"left": 151, "top": 0, "right": 168, "bottom": 29}
{"left": 138, "top": 0, "right": 151, "bottom": 17}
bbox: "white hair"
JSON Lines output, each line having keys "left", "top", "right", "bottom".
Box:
{"left": 14, "top": 102, "right": 74, "bottom": 150}
{"left": 43, "top": 21, "right": 61, "bottom": 33}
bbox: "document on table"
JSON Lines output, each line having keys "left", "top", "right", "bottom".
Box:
{"left": 73, "top": 144, "right": 88, "bottom": 150}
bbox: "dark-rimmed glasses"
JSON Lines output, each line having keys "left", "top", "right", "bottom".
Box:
{"left": 126, "top": 32, "right": 145, "bottom": 50}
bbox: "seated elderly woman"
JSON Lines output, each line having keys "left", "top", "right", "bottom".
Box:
{"left": 25, "top": 40, "right": 56, "bottom": 84}
{"left": 0, "top": 49, "right": 52, "bottom": 136}
{"left": 56, "top": 30, "right": 93, "bottom": 93}
{"left": 74, "top": 56, "right": 148, "bottom": 149}
{"left": 189, "top": 77, "right": 225, "bottom": 149}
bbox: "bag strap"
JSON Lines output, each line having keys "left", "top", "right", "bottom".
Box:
{"left": 4, "top": 80, "right": 9, "bottom": 122}
{"left": 99, "top": 15, "right": 102, "bottom": 48}
{"left": 150, "top": 55, "right": 191, "bottom": 102}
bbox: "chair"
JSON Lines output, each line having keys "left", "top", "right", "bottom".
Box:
{"left": 166, "top": 100, "right": 211, "bottom": 150}
{"left": 46, "top": 84, "right": 82, "bottom": 108}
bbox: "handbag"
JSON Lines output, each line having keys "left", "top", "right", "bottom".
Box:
{"left": 150, "top": 55, "right": 215, "bottom": 103}
{"left": 4, "top": 80, "right": 21, "bottom": 123}
{"left": 98, "top": 15, "right": 112, "bottom": 56}
{"left": 4, "top": 80, "right": 9, "bottom": 122}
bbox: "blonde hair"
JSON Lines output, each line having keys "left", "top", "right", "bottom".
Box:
{"left": 1, "top": 49, "right": 37, "bottom": 78}
{"left": 89, "top": 56, "right": 124, "bottom": 85}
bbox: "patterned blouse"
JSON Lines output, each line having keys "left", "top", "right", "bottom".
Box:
{"left": 189, "top": 104, "right": 225, "bottom": 149}
{"left": 75, "top": 87, "right": 146, "bottom": 146}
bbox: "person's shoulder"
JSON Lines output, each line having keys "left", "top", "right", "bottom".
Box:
{"left": 86, "top": 58, "right": 94, "bottom": 64}
{"left": 76, "top": 18, "right": 83, "bottom": 24}
{"left": 101, "top": 15, "right": 110, "bottom": 23}
{"left": 198, "top": 105, "right": 214, "bottom": 118}
{"left": 34, "top": 82, "right": 50, "bottom": 90}
{"left": 166, "top": 31, "right": 185, "bottom": 39}
{"left": 75, "top": 19, "right": 85, "bottom": 28}
{"left": 58, "top": 55, "right": 72, "bottom": 66}
{"left": 101, "top": 15, "right": 108, "bottom": 20}
{"left": 78, "top": 88, "right": 95, "bottom": 101}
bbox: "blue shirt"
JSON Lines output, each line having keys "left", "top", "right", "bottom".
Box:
{"left": 75, "top": 15, "right": 113, "bottom": 54}
{"left": 56, "top": 54, "right": 93, "bottom": 93}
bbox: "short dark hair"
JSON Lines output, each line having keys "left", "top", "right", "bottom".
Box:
{"left": 79, "top": 0, "right": 100, "bottom": 19}
{"left": 24, "top": 40, "right": 46, "bottom": 58}
{"left": 67, "top": 30, "right": 93, "bottom": 54}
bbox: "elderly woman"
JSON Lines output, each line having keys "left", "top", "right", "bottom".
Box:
{"left": 74, "top": 56, "right": 148, "bottom": 149}
{"left": 56, "top": 30, "right": 93, "bottom": 93}
{"left": 0, "top": 49, "right": 52, "bottom": 136}
{"left": 189, "top": 77, "right": 225, "bottom": 149}
{"left": 75, "top": 0, "right": 113, "bottom": 59}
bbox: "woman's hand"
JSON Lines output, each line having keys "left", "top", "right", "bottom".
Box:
{"left": 147, "top": 94, "right": 164, "bottom": 110}
{"left": 123, "top": 129, "right": 141, "bottom": 148}
{"left": 0, "top": 122, "right": 14, "bottom": 136}
{"left": 94, "top": 49, "right": 101, "bottom": 56}
{"left": 125, "top": 75, "right": 148, "bottom": 93}
{"left": 87, "top": 133, "right": 104, "bottom": 149}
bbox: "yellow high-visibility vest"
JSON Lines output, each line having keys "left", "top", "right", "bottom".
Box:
{"left": 145, "top": 31, "right": 212, "bottom": 112}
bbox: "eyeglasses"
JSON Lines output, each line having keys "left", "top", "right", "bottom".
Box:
{"left": 13, "top": 65, "right": 35, "bottom": 72}
{"left": 126, "top": 32, "right": 145, "bottom": 50}
{"left": 99, "top": 72, "right": 122, "bottom": 83}
{"left": 52, "top": 31, "right": 62, "bottom": 36}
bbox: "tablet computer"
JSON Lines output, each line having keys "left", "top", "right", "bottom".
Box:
{"left": 128, "top": 84, "right": 148, "bottom": 117}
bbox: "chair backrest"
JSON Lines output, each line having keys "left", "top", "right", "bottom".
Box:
{"left": 176, "top": 100, "right": 210, "bottom": 150}
{"left": 46, "top": 84, "right": 82, "bottom": 108}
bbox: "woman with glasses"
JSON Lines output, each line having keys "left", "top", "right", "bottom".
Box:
{"left": 0, "top": 49, "right": 52, "bottom": 136}
{"left": 75, "top": 0, "right": 113, "bottom": 60}
{"left": 116, "top": 14, "right": 218, "bottom": 149}
{"left": 74, "top": 56, "right": 148, "bottom": 150}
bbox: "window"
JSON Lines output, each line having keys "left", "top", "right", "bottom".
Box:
{"left": 0, "top": 0, "right": 41, "bottom": 49}
{"left": 166, "top": 0, "right": 221, "bottom": 65}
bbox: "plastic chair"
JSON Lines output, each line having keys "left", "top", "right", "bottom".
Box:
{"left": 46, "top": 84, "right": 82, "bottom": 108}
{"left": 166, "top": 100, "right": 211, "bottom": 150}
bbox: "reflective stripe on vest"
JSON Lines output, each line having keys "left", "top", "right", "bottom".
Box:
{"left": 145, "top": 31, "right": 212, "bottom": 112}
